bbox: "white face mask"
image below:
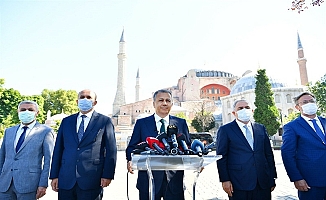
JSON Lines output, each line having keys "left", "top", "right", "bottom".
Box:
{"left": 19, "top": 111, "right": 36, "bottom": 124}
{"left": 301, "top": 103, "right": 318, "bottom": 115}
{"left": 236, "top": 108, "right": 252, "bottom": 122}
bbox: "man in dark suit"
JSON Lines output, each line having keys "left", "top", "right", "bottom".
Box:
{"left": 50, "top": 89, "right": 117, "bottom": 200}
{"left": 0, "top": 100, "right": 54, "bottom": 200}
{"left": 281, "top": 92, "right": 326, "bottom": 200}
{"left": 126, "top": 89, "right": 191, "bottom": 200}
{"left": 216, "top": 99, "right": 277, "bottom": 200}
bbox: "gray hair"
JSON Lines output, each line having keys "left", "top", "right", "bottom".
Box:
{"left": 233, "top": 99, "right": 250, "bottom": 110}
{"left": 18, "top": 100, "right": 39, "bottom": 111}
{"left": 152, "top": 89, "right": 172, "bottom": 101}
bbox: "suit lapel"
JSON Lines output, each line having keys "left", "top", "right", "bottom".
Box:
{"left": 80, "top": 111, "right": 99, "bottom": 143}
{"left": 298, "top": 116, "right": 324, "bottom": 143}
{"left": 230, "top": 120, "right": 253, "bottom": 150}
{"left": 144, "top": 115, "right": 157, "bottom": 136}
{"left": 69, "top": 114, "right": 79, "bottom": 144}
{"left": 8, "top": 125, "right": 20, "bottom": 153}
{"left": 19, "top": 122, "right": 40, "bottom": 151}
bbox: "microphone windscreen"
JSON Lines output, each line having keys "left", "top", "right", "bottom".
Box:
{"left": 191, "top": 139, "right": 204, "bottom": 151}
{"left": 167, "top": 125, "right": 178, "bottom": 137}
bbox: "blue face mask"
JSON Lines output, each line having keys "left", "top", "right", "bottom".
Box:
{"left": 78, "top": 98, "right": 93, "bottom": 112}
{"left": 19, "top": 111, "right": 36, "bottom": 124}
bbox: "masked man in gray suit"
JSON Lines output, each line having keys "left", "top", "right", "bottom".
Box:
{"left": 0, "top": 100, "right": 55, "bottom": 199}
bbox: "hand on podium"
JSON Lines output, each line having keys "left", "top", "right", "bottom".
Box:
{"left": 127, "top": 161, "right": 134, "bottom": 174}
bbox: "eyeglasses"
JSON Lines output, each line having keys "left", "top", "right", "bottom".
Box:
{"left": 298, "top": 99, "right": 316, "bottom": 105}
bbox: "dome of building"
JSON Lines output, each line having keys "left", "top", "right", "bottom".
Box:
{"left": 230, "top": 72, "right": 287, "bottom": 95}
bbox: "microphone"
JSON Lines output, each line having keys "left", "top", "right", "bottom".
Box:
{"left": 156, "top": 132, "right": 171, "bottom": 152}
{"left": 167, "top": 125, "right": 180, "bottom": 155}
{"left": 135, "top": 141, "right": 158, "bottom": 155}
{"left": 146, "top": 137, "right": 166, "bottom": 155}
{"left": 203, "top": 141, "right": 216, "bottom": 155}
{"left": 176, "top": 133, "right": 191, "bottom": 155}
{"left": 191, "top": 139, "right": 204, "bottom": 157}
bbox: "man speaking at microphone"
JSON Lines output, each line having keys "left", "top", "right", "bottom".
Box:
{"left": 126, "top": 89, "right": 191, "bottom": 200}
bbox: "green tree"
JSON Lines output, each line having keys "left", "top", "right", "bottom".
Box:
{"left": 0, "top": 88, "right": 22, "bottom": 125}
{"left": 174, "top": 112, "right": 191, "bottom": 124}
{"left": 41, "top": 89, "right": 79, "bottom": 116}
{"left": 253, "top": 69, "right": 281, "bottom": 136}
{"left": 308, "top": 74, "right": 326, "bottom": 115}
{"left": 191, "top": 111, "right": 215, "bottom": 132}
{"left": 190, "top": 100, "right": 216, "bottom": 132}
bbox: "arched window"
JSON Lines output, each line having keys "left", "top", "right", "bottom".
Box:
{"left": 286, "top": 94, "right": 292, "bottom": 103}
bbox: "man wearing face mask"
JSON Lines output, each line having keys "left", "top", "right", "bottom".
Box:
{"left": 282, "top": 92, "right": 326, "bottom": 200}
{"left": 216, "top": 99, "right": 277, "bottom": 200}
{"left": 0, "top": 100, "right": 55, "bottom": 199}
{"left": 50, "top": 89, "right": 117, "bottom": 200}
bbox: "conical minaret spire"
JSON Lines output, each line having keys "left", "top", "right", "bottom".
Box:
{"left": 112, "top": 29, "right": 127, "bottom": 116}
{"left": 297, "top": 32, "right": 308, "bottom": 86}
{"left": 135, "top": 68, "right": 140, "bottom": 102}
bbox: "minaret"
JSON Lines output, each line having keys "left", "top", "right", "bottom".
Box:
{"left": 135, "top": 68, "right": 140, "bottom": 102}
{"left": 112, "top": 29, "right": 126, "bottom": 116}
{"left": 297, "top": 32, "right": 308, "bottom": 85}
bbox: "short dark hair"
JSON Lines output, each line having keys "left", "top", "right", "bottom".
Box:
{"left": 293, "top": 92, "right": 315, "bottom": 105}
{"left": 152, "top": 89, "right": 172, "bottom": 101}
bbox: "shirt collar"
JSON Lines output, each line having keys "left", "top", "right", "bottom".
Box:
{"left": 154, "top": 113, "right": 169, "bottom": 124}
{"left": 301, "top": 115, "right": 320, "bottom": 122}
{"left": 19, "top": 120, "right": 36, "bottom": 130}
{"left": 236, "top": 119, "right": 252, "bottom": 128}
{"left": 78, "top": 110, "right": 94, "bottom": 118}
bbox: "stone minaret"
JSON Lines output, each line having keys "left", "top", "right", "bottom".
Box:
{"left": 135, "top": 68, "right": 140, "bottom": 102}
{"left": 297, "top": 32, "right": 308, "bottom": 85}
{"left": 112, "top": 29, "right": 126, "bottom": 116}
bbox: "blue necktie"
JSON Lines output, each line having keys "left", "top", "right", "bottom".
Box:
{"left": 16, "top": 126, "right": 28, "bottom": 152}
{"left": 244, "top": 125, "right": 253, "bottom": 149}
{"left": 310, "top": 119, "right": 325, "bottom": 143}
{"left": 78, "top": 115, "right": 86, "bottom": 141}
{"left": 160, "top": 119, "right": 165, "bottom": 133}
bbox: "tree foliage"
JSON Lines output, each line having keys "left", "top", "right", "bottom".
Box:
{"left": 0, "top": 88, "right": 22, "bottom": 125}
{"left": 41, "top": 89, "right": 79, "bottom": 116}
{"left": 253, "top": 69, "right": 281, "bottom": 136}
{"left": 308, "top": 74, "right": 326, "bottom": 115}
{"left": 289, "top": 0, "right": 324, "bottom": 13}
{"left": 191, "top": 100, "right": 216, "bottom": 132}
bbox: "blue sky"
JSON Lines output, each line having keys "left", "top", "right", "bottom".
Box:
{"left": 1, "top": 0, "right": 325, "bottom": 115}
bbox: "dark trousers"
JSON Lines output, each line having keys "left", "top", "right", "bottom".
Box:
{"left": 230, "top": 184, "right": 271, "bottom": 200}
{"left": 139, "top": 173, "right": 185, "bottom": 200}
{"left": 298, "top": 186, "right": 326, "bottom": 200}
{"left": 58, "top": 183, "right": 103, "bottom": 200}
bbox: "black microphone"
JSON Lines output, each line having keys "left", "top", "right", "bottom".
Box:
{"left": 191, "top": 139, "right": 204, "bottom": 157}
{"left": 156, "top": 132, "right": 171, "bottom": 152}
{"left": 133, "top": 141, "right": 158, "bottom": 155}
{"left": 176, "top": 133, "right": 191, "bottom": 155}
{"left": 167, "top": 125, "right": 180, "bottom": 155}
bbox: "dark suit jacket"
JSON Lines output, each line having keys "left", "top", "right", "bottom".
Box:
{"left": 125, "top": 114, "right": 190, "bottom": 194}
{"left": 216, "top": 120, "right": 277, "bottom": 190}
{"left": 281, "top": 116, "right": 326, "bottom": 187}
{"left": 50, "top": 111, "right": 117, "bottom": 190}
